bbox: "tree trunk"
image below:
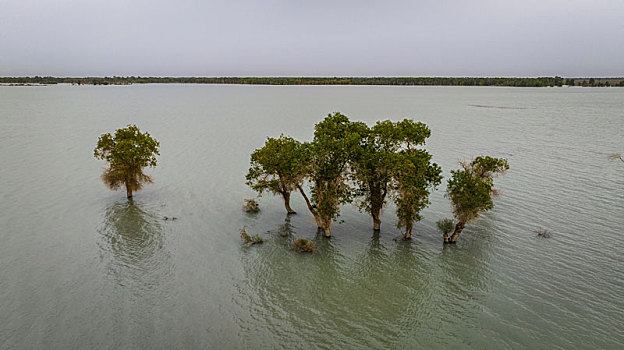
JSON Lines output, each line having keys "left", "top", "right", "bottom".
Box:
{"left": 373, "top": 217, "right": 381, "bottom": 231}
{"left": 371, "top": 207, "right": 381, "bottom": 231}
{"left": 369, "top": 181, "right": 386, "bottom": 232}
{"left": 297, "top": 185, "right": 315, "bottom": 215}
{"left": 404, "top": 226, "right": 412, "bottom": 240}
{"left": 126, "top": 184, "right": 133, "bottom": 199}
{"left": 297, "top": 185, "right": 332, "bottom": 237}
{"left": 282, "top": 191, "right": 296, "bottom": 214}
{"left": 448, "top": 221, "right": 466, "bottom": 243}
{"left": 321, "top": 220, "right": 332, "bottom": 238}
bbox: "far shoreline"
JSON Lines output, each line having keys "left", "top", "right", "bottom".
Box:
{"left": 1, "top": 76, "right": 623, "bottom": 87}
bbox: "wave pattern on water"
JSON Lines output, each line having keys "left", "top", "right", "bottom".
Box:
{"left": 1, "top": 85, "right": 623, "bottom": 349}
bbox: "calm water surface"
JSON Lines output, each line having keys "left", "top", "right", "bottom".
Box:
{"left": 1, "top": 85, "right": 623, "bottom": 349}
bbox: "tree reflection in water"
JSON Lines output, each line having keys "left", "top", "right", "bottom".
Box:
{"left": 236, "top": 221, "right": 492, "bottom": 348}
{"left": 98, "top": 200, "right": 172, "bottom": 292}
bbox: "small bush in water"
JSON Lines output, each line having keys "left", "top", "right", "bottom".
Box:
{"left": 292, "top": 238, "right": 317, "bottom": 253}
{"left": 240, "top": 226, "right": 263, "bottom": 245}
{"left": 536, "top": 227, "right": 553, "bottom": 238}
{"left": 243, "top": 198, "right": 260, "bottom": 213}
{"left": 436, "top": 219, "right": 455, "bottom": 235}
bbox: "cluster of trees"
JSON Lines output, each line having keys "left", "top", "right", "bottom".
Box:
{"left": 1, "top": 76, "right": 600, "bottom": 87}
{"left": 92, "top": 121, "right": 508, "bottom": 244}
{"left": 246, "top": 113, "right": 508, "bottom": 243}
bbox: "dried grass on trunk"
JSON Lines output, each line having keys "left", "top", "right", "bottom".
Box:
{"left": 101, "top": 165, "right": 153, "bottom": 193}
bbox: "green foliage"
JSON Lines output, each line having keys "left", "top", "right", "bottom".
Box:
{"left": 94, "top": 125, "right": 159, "bottom": 196}
{"left": 372, "top": 119, "right": 432, "bottom": 148}
{"left": 305, "top": 113, "right": 368, "bottom": 224}
{"left": 292, "top": 238, "right": 317, "bottom": 253}
{"left": 436, "top": 219, "right": 455, "bottom": 235}
{"left": 243, "top": 198, "right": 260, "bottom": 213}
{"left": 469, "top": 156, "right": 509, "bottom": 179}
{"left": 352, "top": 119, "right": 434, "bottom": 217}
{"left": 351, "top": 118, "right": 442, "bottom": 235}
{"left": 94, "top": 124, "right": 159, "bottom": 167}
{"left": 246, "top": 135, "right": 307, "bottom": 197}
{"left": 446, "top": 156, "right": 508, "bottom": 223}
{"left": 393, "top": 149, "right": 442, "bottom": 233}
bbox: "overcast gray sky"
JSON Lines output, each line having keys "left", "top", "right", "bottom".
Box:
{"left": 1, "top": 0, "right": 623, "bottom": 77}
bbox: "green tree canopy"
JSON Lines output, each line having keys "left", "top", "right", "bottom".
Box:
{"left": 352, "top": 119, "right": 441, "bottom": 235}
{"left": 246, "top": 135, "right": 307, "bottom": 214}
{"left": 445, "top": 156, "right": 508, "bottom": 243}
{"left": 393, "top": 148, "right": 442, "bottom": 239}
{"left": 94, "top": 125, "right": 160, "bottom": 198}
{"left": 297, "top": 112, "right": 368, "bottom": 237}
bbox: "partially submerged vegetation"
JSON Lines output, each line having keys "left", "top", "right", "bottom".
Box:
{"left": 444, "top": 156, "right": 509, "bottom": 243}
{"left": 246, "top": 136, "right": 305, "bottom": 214}
{"left": 93, "top": 117, "right": 511, "bottom": 249}
{"left": 292, "top": 238, "right": 317, "bottom": 253}
{"left": 243, "top": 198, "right": 260, "bottom": 213}
{"left": 352, "top": 119, "right": 442, "bottom": 238}
{"left": 536, "top": 227, "right": 553, "bottom": 238}
{"left": 94, "top": 125, "right": 160, "bottom": 199}
{"left": 240, "top": 226, "right": 263, "bottom": 245}
{"left": 608, "top": 153, "right": 624, "bottom": 163}
{"left": 436, "top": 219, "right": 455, "bottom": 237}
{"left": 246, "top": 113, "right": 509, "bottom": 244}
{"left": 297, "top": 113, "right": 367, "bottom": 237}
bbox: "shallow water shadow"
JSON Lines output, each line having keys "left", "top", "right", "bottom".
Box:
{"left": 438, "top": 224, "right": 493, "bottom": 302}
{"left": 98, "top": 200, "right": 172, "bottom": 291}
{"left": 278, "top": 216, "right": 295, "bottom": 237}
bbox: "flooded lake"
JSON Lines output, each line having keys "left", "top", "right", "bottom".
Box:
{"left": 1, "top": 85, "right": 622, "bottom": 349}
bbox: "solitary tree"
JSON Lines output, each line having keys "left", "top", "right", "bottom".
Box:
{"left": 94, "top": 125, "right": 160, "bottom": 199}
{"left": 297, "top": 113, "right": 368, "bottom": 237}
{"left": 246, "top": 135, "right": 307, "bottom": 214}
{"left": 444, "top": 156, "right": 508, "bottom": 243}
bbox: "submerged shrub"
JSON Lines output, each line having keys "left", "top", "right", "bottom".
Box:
{"left": 536, "top": 227, "right": 553, "bottom": 238}
{"left": 436, "top": 219, "right": 455, "bottom": 235}
{"left": 243, "top": 198, "right": 260, "bottom": 213}
{"left": 608, "top": 153, "right": 623, "bottom": 163}
{"left": 292, "top": 238, "right": 317, "bottom": 253}
{"left": 240, "top": 226, "right": 263, "bottom": 245}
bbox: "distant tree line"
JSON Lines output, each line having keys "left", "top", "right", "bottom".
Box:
{"left": 5, "top": 76, "right": 623, "bottom": 87}
{"left": 566, "top": 77, "right": 624, "bottom": 87}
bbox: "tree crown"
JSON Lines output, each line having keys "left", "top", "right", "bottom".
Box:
{"left": 246, "top": 135, "right": 307, "bottom": 195}
{"left": 468, "top": 156, "right": 509, "bottom": 179}
{"left": 446, "top": 156, "right": 508, "bottom": 223}
{"left": 94, "top": 124, "right": 160, "bottom": 168}
{"left": 307, "top": 113, "right": 368, "bottom": 220}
